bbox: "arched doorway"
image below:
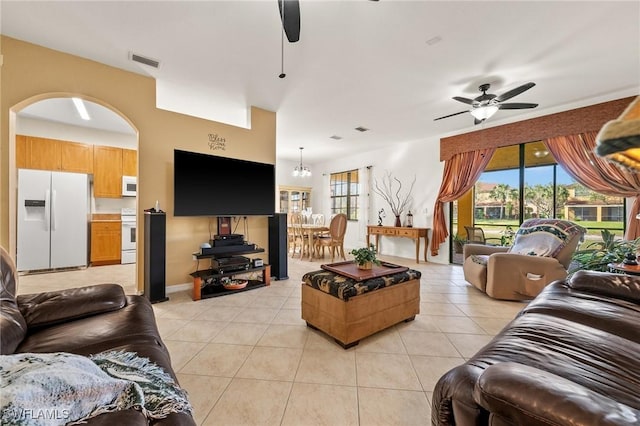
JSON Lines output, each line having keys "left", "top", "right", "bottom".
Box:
{"left": 9, "top": 94, "right": 138, "bottom": 285}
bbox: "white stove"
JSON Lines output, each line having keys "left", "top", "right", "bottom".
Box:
{"left": 121, "top": 208, "right": 136, "bottom": 264}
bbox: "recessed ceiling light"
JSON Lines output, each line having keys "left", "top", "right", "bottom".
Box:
{"left": 329, "top": 135, "right": 343, "bottom": 140}
{"left": 355, "top": 126, "right": 369, "bottom": 132}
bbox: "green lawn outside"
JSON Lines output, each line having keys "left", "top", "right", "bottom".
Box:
{"left": 457, "top": 219, "right": 624, "bottom": 242}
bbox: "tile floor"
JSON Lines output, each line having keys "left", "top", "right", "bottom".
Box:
{"left": 17, "top": 254, "right": 527, "bottom": 425}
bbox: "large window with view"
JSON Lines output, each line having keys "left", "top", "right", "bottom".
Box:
{"left": 330, "top": 170, "right": 359, "bottom": 220}
{"left": 461, "top": 142, "right": 625, "bottom": 257}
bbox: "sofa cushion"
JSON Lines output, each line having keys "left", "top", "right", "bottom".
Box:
{"left": 18, "top": 284, "right": 126, "bottom": 330}
{"left": 567, "top": 269, "right": 640, "bottom": 304}
{"left": 0, "top": 246, "right": 27, "bottom": 354}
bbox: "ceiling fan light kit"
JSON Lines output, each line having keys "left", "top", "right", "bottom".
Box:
{"left": 470, "top": 105, "right": 499, "bottom": 121}
{"left": 435, "top": 82, "right": 538, "bottom": 125}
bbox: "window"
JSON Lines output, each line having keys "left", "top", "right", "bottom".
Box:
{"left": 330, "top": 169, "right": 359, "bottom": 220}
{"left": 471, "top": 141, "right": 625, "bottom": 245}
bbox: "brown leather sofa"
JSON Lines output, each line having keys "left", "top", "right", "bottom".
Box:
{"left": 0, "top": 247, "right": 195, "bottom": 425}
{"left": 432, "top": 270, "right": 640, "bottom": 425}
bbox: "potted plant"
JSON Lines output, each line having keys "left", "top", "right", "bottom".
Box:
{"left": 452, "top": 234, "right": 466, "bottom": 254}
{"left": 570, "top": 229, "right": 640, "bottom": 273}
{"left": 350, "top": 244, "right": 381, "bottom": 270}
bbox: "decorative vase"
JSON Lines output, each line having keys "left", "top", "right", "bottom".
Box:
{"left": 394, "top": 215, "right": 402, "bottom": 227}
{"left": 357, "top": 261, "right": 373, "bottom": 270}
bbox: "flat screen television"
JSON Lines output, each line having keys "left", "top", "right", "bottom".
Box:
{"left": 174, "top": 149, "right": 275, "bottom": 216}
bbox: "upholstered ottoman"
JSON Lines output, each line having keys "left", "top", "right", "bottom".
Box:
{"left": 301, "top": 268, "right": 421, "bottom": 348}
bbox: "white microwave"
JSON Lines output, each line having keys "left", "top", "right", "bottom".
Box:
{"left": 122, "top": 176, "right": 137, "bottom": 197}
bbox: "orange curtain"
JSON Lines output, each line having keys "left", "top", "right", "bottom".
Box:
{"left": 430, "top": 148, "right": 496, "bottom": 256}
{"left": 545, "top": 132, "right": 640, "bottom": 240}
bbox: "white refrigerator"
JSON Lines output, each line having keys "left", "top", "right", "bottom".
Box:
{"left": 17, "top": 169, "right": 89, "bottom": 271}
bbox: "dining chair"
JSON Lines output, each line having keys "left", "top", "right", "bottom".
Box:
{"left": 312, "top": 214, "right": 325, "bottom": 225}
{"left": 315, "top": 213, "right": 347, "bottom": 262}
{"left": 290, "top": 212, "right": 310, "bottom": 258}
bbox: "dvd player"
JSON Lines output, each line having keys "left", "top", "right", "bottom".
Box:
{"left": 211, "top": 256, "right": 251, "bottom": 274}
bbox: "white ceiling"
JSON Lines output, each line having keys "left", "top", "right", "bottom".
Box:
{"left": 3, "top": 1, "right": 639, "bottom": 164}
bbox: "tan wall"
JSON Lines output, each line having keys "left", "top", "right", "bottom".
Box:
{"left": 1, "top": 36, "right": 276, "bottom": 290}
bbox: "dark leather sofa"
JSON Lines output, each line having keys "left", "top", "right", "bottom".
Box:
{"left": 432, "top": 270, "right": 640, "bottom": 426}
{"left": 0, "top": 247, "right": 195, "bottom": 425}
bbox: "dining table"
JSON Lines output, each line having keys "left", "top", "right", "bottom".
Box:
{"left": 289, "top": 224, "right": 330, "bottom": 261}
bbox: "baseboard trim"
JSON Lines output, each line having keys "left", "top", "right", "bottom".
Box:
{"left": 166, "top": 282, "right": 192, "bottom": 294}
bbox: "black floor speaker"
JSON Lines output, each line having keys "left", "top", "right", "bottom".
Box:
{"left": 144, "top": 211, "right": 169, "bottom": 303}
{"left": 268, "top": 213, "right": 288, "bottom": 280}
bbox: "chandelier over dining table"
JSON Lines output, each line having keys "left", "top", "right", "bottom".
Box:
{"left": 292, "top": 146, "right": 312, "bottom": 177}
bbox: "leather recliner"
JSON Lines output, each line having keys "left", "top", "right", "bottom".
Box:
{"left": 463, "top": 218, "right": 586, "bottom": 300}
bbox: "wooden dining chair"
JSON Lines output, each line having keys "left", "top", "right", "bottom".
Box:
{"left": 290, "top": 212, "right": 310, "bottom": 258}
{"left": 315, "top": 213, "right": 347, "bottom": 262}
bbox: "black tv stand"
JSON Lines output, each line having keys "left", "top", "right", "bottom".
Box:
{"left": 190, "top": 247, "right": 269, "bottom": 301}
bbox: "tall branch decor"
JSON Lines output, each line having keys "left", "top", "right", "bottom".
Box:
{"left": 373, "top": 172, "right": 416, "bottom": 226}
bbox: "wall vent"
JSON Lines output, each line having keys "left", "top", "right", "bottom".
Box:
{"left": 129, "top": 52, "right": 160, "bottom": 69}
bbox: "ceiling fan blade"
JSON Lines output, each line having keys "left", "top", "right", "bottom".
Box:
{"left": 495, "top": 82, "right": 535, "bottom": 102}
{"left": 452, "top": 96, "right": 475, "bottom": 105}
{"left": 278, "top": 0, "right": 300, "bottom": 43}
{"left": 434, "top": 110, "right": 469, "bottom": 121}
{"left": 498, "top": 102, "right": 539, "bottom": 110}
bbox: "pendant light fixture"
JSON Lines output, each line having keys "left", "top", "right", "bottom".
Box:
{"left": 292, "top": 147, "right": 311, "bottom": 177}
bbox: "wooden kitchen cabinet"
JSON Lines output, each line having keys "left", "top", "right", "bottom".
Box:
{"left": 122, "top": 148, "right": 137, "bottom": 176}
{"left": 93, "top": 146, "right": 123, "bottom": 198}
{"left": 61, "top": 141, "right": 93, "bottom": 173}
{"left": 16, "top": 135, "right": 93, "bottom": 173}
{"left": 23, "top": 136, "right": 62, "bottom": 170}
{"left": 90, "top": 221, "right": 121, "bottom": 265}
{"left": 15, "top": 135, "right": 28, "bottom": 169}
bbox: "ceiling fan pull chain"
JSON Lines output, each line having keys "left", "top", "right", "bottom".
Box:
{"left": 279, "top": 0, "right": 286, "bottom": 79}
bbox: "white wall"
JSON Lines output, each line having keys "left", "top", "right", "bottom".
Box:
{"left": 304, "top": 136, "right": 450, "bottom": 264}
{"left": 16, "top": 117, "right": 137, "bottom": 148}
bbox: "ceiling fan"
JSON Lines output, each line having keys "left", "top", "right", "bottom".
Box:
{"left": 278, "top": 0, "right": 300, "bottom": 43}
{"left": 434, "top": 82, "right": 538, "bottom": 125}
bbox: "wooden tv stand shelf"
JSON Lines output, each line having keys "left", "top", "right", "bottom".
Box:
{"left": 190, "top": 248, "right": 270, "bottom": 301}
{"left": 366, "top": 225, "right": 430, "bottom": 264}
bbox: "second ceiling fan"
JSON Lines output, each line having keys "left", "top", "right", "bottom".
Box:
{"left": 435, "top": 82, "right": 538, "bottom": 125}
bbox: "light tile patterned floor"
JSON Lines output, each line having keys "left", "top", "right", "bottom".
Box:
{"left": 18, "top": 254, "right": 527, "bottom": 425}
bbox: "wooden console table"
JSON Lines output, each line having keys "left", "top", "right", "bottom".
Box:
{"left": 367, "top": 225, "right": 429, "bottom": 264}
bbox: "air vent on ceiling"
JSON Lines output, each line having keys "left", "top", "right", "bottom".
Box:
{"left": 355, "top": 126, "right": 369, "bottom": 132}
{"left": 329, "top": 135, "right": 343, "bottom": 140}
{"left": 129, "top": 52, "right": 160, "bottom": 69}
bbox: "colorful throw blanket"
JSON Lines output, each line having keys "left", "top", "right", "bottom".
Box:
{"left": 0, "top": 351, "right": 192, "bottom": 426}
{"left": 509, "top": 219, "right": 585, "bottom": 258}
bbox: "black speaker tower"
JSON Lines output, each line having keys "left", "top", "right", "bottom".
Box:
{"left": 268, "top": 213, "right": 288, "bottom": 280}
{"left": 144, "top": 211, "right": 169, "bottom": 303}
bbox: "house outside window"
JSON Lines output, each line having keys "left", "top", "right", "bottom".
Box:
{"left": 330, "top": 170, "right": 359, "bottom": 220}
{"left": 471, "top": 142, "right": 625, "bottom": 244}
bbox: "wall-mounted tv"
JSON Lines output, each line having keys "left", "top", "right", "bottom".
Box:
{"left": 174, "top": 149, "right": 275, "bottom": 216}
